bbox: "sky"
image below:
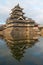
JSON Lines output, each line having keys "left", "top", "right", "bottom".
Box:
{"left": 0, "top": 0, "right": 43, "bottom": 24}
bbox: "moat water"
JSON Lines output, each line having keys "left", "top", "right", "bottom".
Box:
{"left": 0, "top": 36, "right": 43, "bottom": 65}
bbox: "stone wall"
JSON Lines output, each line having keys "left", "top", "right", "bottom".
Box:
{"left": 3, "top": 27, "right": 32, "bottom": 41}
{"left": 40, "top": 29, "right": 43, "bottom": 36}
{"left": 0, "top": 31, "right": 3, "bottom": 36}
{"left": 3, "top": 26, "right": 39, "bottom": 42}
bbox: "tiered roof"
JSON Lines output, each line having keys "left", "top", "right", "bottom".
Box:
{"left": 10, "top": 4, "right": 26, "bottom": 20}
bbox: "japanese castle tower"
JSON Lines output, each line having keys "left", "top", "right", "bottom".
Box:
{"left": 4, "top": 4, "right": 39, "bottom": 42}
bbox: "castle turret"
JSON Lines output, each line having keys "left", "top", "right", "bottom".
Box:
{"left": 10, "top": 4, "right": 26, "bottom": 20}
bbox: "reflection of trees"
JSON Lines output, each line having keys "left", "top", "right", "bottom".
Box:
{"left": 6, "top": 40, "right": 38, "bottom": 61}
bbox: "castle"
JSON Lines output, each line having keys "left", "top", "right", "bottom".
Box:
{"left": 1, "top": 4, "right": 39, "bottom": 42}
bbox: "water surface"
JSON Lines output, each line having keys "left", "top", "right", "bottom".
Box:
{"left": 0, "top": 37, "right": 43, "bottom": 65}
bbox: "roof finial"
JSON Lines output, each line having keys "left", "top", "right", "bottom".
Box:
{"left": 18, "top": 3, "right": 19, "bottom": 6}
{"left": 17, "top": 3, "right": 19, "bottom": 7}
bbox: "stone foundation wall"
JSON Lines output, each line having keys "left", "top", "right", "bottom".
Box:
{"left": 0, "top": 31, "right": 3, "bottom": 36}
{"left": 40, "top": 29, "right": 43, "bottom": 36}
{"left": 3, "top": 26, "right": 34, "bottom": 41}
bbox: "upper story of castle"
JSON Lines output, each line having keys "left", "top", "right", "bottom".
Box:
{"left": 6, "top": 4, "right": 38, "bottom": 27}
{"left": 9, "top": 4, "right": 26, "bottom": 20}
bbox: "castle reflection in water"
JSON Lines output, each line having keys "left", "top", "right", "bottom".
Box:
{"left": 0, "top": 4, "right": 40, "bottom": 62}
{"left": 0, "top": 33, "right": 38, "bottom": 61}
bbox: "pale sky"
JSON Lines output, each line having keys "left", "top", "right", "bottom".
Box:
{"left": 0, "top": 0, "right": 43, "bottom": 24}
